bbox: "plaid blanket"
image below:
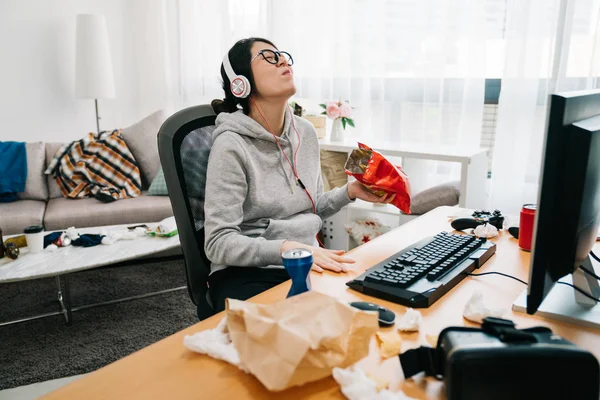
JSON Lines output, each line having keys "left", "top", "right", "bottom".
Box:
{"left": 45, "top": 130, "right": 142, "bottom": 202}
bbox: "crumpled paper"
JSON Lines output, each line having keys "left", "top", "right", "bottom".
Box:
{"left": 65, "top": 227, "right": 80, "bottom": 241}
{"left": 333, "top": 366, "right": 416, "bottom": 400}
{"left": 226, "top": 291, "right": 379, "bottom": 391}
{"left": 376, "top": 330, "right": 402, "bottom": 359}
{"left": 463, "top": 288, "right": 505, "bottom": 323}
{"left": 473, "top": 224, "right": 499, "bottom": 239}
{"left": 100, "top": 229, "right": 139, "bottom": 245}
{"left": 397, "top": 308, "right": 422, "bottom": 332}
{"left": 183, "top": 317, "right": 247, "bottom": 372}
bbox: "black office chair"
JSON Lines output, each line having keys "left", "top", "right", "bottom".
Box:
{"left": 157, "top": 105, "right": 217, "bottom": 320}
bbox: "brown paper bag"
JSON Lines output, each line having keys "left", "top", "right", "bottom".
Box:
{"left": 226, "top": 291, "right": 379, "bottom": 391}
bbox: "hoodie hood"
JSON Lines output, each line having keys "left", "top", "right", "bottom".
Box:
{"left": 213, "top": 109, "right": 293, "bottom": 143}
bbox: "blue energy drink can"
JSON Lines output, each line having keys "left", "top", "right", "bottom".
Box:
{"left": 282, "top": 248, "right": 313, "bottom": 297}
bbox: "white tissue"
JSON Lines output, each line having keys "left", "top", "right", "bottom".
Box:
{"left": 332, "top": 366, "right": 416, "bottom": 400}
{"left": 101, "top": 230, "right": 138, "bottom": 245}
{"left": 462, "top": 288, "right": 505, "bottom": 323}
{"left": 65, "top": 227, "right": 80, "bottom": 241}
{"left": 397, "top": 308, "right": 422, "bottom": 332}
{"left": 473, "top": 224, "right": 498, "bottom": 239}
{"left": 158, "top": 216, "right": 177, "bottom": 234}
{"left": 134, "top": 227, "right": 147, "bottom": 236}
{"left": 46, "top": 244, "right": 58, "bottom": 252}
{"left": 183, "top": 318, "right": 247, "bottom": 372}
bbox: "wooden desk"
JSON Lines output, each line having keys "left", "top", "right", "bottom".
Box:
{"left": 44, "top": 207, "right": 600, "bottom": 400}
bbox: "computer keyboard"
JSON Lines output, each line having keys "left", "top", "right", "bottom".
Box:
{"left": 346, "top": 231, "right": 496, "bottom": 308}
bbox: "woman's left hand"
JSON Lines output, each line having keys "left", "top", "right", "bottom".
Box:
{"left": 347, "top": 181, "right": 395, "bottom": 204}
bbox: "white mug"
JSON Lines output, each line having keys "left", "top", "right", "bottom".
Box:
{"left": 24, "top": 225, "right": 44, "bottom": 254}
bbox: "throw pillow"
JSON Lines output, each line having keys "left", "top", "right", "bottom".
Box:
{"left": 148, "top": 168, "right": 168, "bottom": 196}
{"left": 120, "top": 110, "right": 167, "bottom": 189}
{"left": 410, "top": 181, "right": 460, "bottom": 215}
{"left": 17, "top": 142, "right": 49, "bottom": 201}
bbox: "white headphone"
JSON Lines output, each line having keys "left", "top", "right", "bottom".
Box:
{"left": 222, "top": 52, "right": 251, "bottom": 99}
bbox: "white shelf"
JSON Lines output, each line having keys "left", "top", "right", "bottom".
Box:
{"left": 347, "top": 201, "right": 401, "bottom": 216}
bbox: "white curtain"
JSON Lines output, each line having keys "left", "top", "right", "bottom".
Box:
{"left": 175, "top": 0, "right": 489, "bottom": 193}
{"left": 489, "top": 0, "right": 600, "bottom": 215}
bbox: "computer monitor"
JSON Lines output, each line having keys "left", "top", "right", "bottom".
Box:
{"left": 513, "top": 89, "right": 600, "bottom": 329}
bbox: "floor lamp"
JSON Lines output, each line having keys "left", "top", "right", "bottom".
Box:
{"left": 75, "top": 14, "right": 115, "bottom": 134}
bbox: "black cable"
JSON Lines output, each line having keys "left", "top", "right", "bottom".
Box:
{"left": 590, "top": 250, "right": 600, "bottom": 263}
{"left": 466, "top": 271, "right": 527, "bottom": 285}
{"left": 557, "top": 281, "right": 600, "bottom": 302}
{"left": 465, "top": 270, "right": 600, "bottom": 302}
{"left": 579, "top": 264, "right": 600, "bottom": 281}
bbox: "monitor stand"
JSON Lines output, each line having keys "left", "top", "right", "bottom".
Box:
{"left": 513, "top": 256, "right": 600, "bottom": 329}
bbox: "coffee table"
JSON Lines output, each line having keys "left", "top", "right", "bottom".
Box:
{"left": 0, "top": 223, "right": 182, "bottom": 326}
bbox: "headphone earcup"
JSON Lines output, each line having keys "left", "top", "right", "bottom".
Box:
{"left": 230, "top": 75, "right": 251, "bottom": 98}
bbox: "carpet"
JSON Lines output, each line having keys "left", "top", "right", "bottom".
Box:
{"left": 0, "top": 257, "right": 198, "bottom": 390}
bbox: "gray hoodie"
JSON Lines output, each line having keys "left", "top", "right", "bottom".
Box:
{"left": 204, "top": 109, "right": 353, "bottom": 274}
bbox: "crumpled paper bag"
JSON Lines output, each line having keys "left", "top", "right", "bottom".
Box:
{"left": 463, "top": 287, "right": 505, "bottom": 323}
{"left": 226, "top": 291, "right": 379, "bottom": 391}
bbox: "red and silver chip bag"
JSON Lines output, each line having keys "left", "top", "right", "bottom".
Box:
{"left": 344, "top": 143, "right": 411, "bottom": 214}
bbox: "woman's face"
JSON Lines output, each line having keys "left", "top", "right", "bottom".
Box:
{"left": 249, "top": 42, "right": 296, "bottom": 100}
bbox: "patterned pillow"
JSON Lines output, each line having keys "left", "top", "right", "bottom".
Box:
{"left": 148, "top": 168, "right": 168, "bottom": 196}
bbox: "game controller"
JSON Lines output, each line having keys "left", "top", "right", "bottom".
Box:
{"left": 451, "top": 209, "right": 505, "bottom": 231}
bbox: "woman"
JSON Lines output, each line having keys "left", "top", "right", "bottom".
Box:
{"left": 205, "top": 37, "right": 394, "bottom": 312}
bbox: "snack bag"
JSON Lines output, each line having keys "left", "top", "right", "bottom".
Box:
{"left": 345, "top": 143, "right": 411, "bottom": 213}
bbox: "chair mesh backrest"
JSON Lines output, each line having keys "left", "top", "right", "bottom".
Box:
{"left": 180, "top": 126, "right": 215, "bottom": 231}
{"left": 158, "top": 104, "right": 216, "bottom": 319}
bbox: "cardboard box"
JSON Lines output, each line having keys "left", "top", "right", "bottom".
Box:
{"left": 305, "top": 115, "right": 326, "bottom": 139}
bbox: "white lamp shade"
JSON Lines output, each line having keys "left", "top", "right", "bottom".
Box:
{"left": 75, "top": 14, "right": 115, "bottom": 99}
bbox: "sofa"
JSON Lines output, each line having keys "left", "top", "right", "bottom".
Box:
{"left": 0, "top": 111, "right": 174, "bottom": 236}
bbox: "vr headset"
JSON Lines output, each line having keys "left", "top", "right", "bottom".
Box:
{"left": 400, "top": 317, "right": 599, "bottom": 400}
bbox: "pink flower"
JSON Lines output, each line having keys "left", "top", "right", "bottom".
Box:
{"left": 340, "top": 103, "right": 353, "bottom": 118}
{"left": 326, "top": 101, "right": 341, "bottom": 119}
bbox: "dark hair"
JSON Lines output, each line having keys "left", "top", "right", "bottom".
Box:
{"left": 211, "top": 37, "right": 277, "bottom": 115}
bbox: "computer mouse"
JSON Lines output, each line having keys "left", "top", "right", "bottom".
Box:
{"left": 349, "top": 301, "right": 396, "bottom": 327}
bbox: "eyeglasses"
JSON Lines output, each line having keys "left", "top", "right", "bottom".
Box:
{"left": 250, "top": 49, "right": 294, "bottom": 66}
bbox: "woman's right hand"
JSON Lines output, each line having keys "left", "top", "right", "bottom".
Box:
{"left": 281, "top": 241, "right": 355, "bottom": 273}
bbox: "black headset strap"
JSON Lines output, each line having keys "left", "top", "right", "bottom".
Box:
{"left": 400, "top": 317, "right": 553, "bottom": 379}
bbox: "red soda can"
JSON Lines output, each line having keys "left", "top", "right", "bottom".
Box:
{"left": 518, "top": 204, "right": 537, "bottom": 251}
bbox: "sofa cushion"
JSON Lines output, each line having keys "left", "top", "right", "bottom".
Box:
{"left": 43, "top": 192, "right": 173, "bottom": 231}
{"left": 45, "top": 142, "right": 65, "bottom": 199}
{"left": 16, "top": 142, "right": 48, "bottom": 201}
{"left": 0, "top": 200, "right": 46, "bottom": 235}
{"left": 120, "top": 110, "right": 167, "bottom": 190}
{"left": 148, "top": 168, "right": 168, "bottom": 196}
{"left": 410, "top": 181, "right": 460, "bottom": 215}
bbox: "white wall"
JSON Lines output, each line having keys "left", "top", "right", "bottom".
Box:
{"left": 0, "top": 0, "right": 174, "bottom": 143}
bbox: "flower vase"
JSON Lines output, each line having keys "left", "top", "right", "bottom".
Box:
{"left": 330, "top": 118, "right": 343, "bottom": 141}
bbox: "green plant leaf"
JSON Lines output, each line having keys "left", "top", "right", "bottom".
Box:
{"left": 321, "top": 111, "right": 326, "bottom": 115}
{"left": 347, "top": 118, "right": 355, "bottom": 127}
{"left": 342, "top": 118, "right": 347, "bottom": 129}
{"left": 319, "top": 103, "right": 327, "bottom": 109}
